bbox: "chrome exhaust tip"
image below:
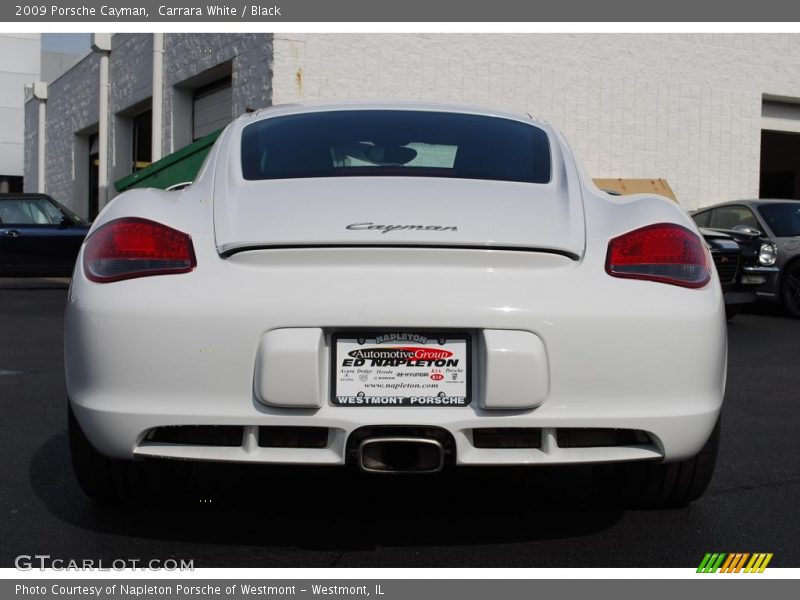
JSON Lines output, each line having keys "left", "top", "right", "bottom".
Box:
{"left": 358, "top": 437, "right": 444, "bottom": 474}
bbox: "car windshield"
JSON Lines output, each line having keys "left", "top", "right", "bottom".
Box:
{"left": 0, "top": 198, "right": 65, "bottom": 225}
{"left": 241, "top": 110, "right": 551, "bottom": 184}
{"left": 757, "top": 202, "right": 800, "bottom": 237}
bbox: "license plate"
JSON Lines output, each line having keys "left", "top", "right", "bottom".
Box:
{"left": 332, "top": 332, "right": 470, "bottom": 407}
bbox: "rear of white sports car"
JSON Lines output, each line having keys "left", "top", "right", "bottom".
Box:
{"left": 65, "top": 104, "right": 726, "bottom": 506}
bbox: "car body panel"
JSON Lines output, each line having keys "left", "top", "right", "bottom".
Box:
{"left": 212, "top": 105, "right": 586, "bottom": 258}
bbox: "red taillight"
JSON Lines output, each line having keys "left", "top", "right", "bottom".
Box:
{"left": 83, "top": 217, "right": 196, "bottom": 283}
{"left": 606, "top": 223, "right": 711, "bottom": 289}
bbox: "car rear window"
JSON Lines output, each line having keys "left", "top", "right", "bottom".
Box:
{"left": 241, "top": 110, "right": 551, "bottom": 184}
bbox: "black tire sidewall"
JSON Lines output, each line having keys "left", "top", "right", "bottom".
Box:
{"left": 780, "top": 262, "right": 800, "bottom": 318}
{"left": 67, "top": 403, "right": 118, "bottom": 503}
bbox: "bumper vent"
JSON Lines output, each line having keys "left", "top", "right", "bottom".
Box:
{"left": 473, "top": 428, "right": 542, "bottom": 448}
{"left": 556, "top": 428, "right": 651, "bottom": 448}
{"left": 145, "top": 425, "right": 244, "bottom": 447}
{"left": 258, "top": 426, "right": 329, "bottom": 448}
{"left": 468, "top": 428, "right": 652, "bottom": 449}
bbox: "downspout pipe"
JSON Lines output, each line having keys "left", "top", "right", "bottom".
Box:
{"left": 92, "top": 34, "right": 112, "bottom": 210}
{"left": 32, "top": 82, "right": 48, "bottom": 194}
{"left": 152, "top": 33, "right": 165, "bottom": 161}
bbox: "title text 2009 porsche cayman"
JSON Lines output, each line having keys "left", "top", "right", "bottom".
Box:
{"left": 65, "top": 103, "right": 726, "bottom": 506}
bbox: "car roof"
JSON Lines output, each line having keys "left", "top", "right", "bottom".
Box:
{"left": 696, "top": 198, "right": 800, "bottom": 211}
{"left": 243, "top": 100, "right": 541, "bottom": 127}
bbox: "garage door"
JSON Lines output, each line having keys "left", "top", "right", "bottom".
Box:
{"left": 193, "top": 78, "right": 232, "bottom": 140}
{"left": 761, "top": 99, "right": 800, "bottom": 199}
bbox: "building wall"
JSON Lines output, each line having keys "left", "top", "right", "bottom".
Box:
{"left": 42, "top": 52, "right": 100, "bottom": 216}
{"left": 30, "top": 49, "right": 92, "bottom": 193}
{"left": 25, "top": 33, "right": 800, "bottom": 216}
{"left": 109, "top": 33, "right": 154, "bottom": 189}
{"left": 41, "top": 51, "right": 86, "bottom": 84}
{"left": 23, "top": 96, "right": 41, "bottom": 193}
{"left": 0, "top": 34, "right": 40, "bottom": 181}
{"left": 163, "top": 33, "right": 273, "bottom": 156}
{"left": 272, "top": 33, "right": 800, "bottom": 211}
{"left": 24, "top": 33, "right": 273, "bottom": 215}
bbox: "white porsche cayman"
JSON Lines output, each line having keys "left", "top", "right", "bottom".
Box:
{"left": 65, "top": 102, "right": 726, "bottom": 506}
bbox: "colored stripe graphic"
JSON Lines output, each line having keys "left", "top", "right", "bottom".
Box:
{"left": 697, "top": 552, "right": 772, "bottom": 573}
{"left": 721, "top": 553, "right": 749, "bottom": 573}
{"left": 745, "top": 553, "right": 773, "bottom": 573}
{"left": 697, "top": 553, "right": 727, "bottom": 573}
{"left": 697, "top": 553, "right": 713, "bottom": 572}
{"left": 720, "top": 554, "right": 735, "bottom": 572}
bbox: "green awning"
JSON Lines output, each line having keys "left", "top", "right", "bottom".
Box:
{"left": 114, "top": 129, "right": 222, "bottom": 193}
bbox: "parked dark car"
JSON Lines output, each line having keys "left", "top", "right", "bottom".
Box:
{"left": 692, "top": 199, "right": 800, "bottom": 316}
{"left": 0, "top": 193, "right": 90, "bottom": 277}
{"left": 698, "top": 227, "right": 778, "bottom": 319}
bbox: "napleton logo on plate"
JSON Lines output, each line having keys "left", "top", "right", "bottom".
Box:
{"left": 696, "top": 552, "right": 773, "bottom": 573}
{"left": 334, "top": 333, "right": 469, "bottom": 407}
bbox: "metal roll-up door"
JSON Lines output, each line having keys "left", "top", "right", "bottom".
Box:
{"left": 193, "top": 78, "right": 233, "bottom": 140}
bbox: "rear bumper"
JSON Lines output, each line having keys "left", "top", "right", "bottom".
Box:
{"left": 755, "top": 268, "right": 782, "bottom": 300}
{"left": 71, "top": 400, "right": 720, "bottom": 467}
{"left": 66, "top": 244, "right": 727, "bottom": 467}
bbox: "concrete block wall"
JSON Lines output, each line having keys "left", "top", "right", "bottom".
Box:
{"left": 41, "top": 52, "right": 100, "bottom": 215}
{"left": 110, "top": 33, "right": 153, "bottom": 113}
{"left": 163, "top": 33, "right": 273, "bottom": 155}
{"left": 109, "top": 33, "right": 154, "bottom": 191}
{"left": 23, "top": 33, "right": 273, "bottom": 214}
{"left": 23, "top": 97, "right": 40, "bottom": 193}
{"left": 271, "top": 33, "right": 800, "bottom": 211}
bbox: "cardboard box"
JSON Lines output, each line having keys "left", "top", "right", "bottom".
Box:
{"left": 593, "top": 178, "right": 677, "bottom": 202}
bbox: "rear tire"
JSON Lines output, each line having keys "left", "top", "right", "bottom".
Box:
{"left": 780, "top": 262, "right": 800, "bottom": 318}
{"left": 69, "top": 403, "right": 193, "bottom": 505}
{"left": 595, "top": 417, "right": 720, "bottom": 508}
{"left": 68, "top": 403, "right": 121, "bottom": 504}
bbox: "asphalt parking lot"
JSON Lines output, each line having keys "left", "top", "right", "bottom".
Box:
{"left": 1, "top": 278, "right": 798, "bottom": 568}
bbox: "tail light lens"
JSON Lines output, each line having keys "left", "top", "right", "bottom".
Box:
{"left": 606, "top": 223, "right": 711, "bottom": 289}
{"left": 83, "top": 217, "right": 196, "bottom": 283}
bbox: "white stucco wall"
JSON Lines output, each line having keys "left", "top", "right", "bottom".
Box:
{"left": 0, "top": 33, "right": 40, "bottom": 178}
{"left": 271, "top": 33, "right": 800, "bottom": 211}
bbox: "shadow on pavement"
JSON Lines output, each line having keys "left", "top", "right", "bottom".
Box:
{"left": 30, "top": 432, "right": 624, "bottom": 556}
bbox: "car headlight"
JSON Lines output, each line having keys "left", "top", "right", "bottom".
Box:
{"left": 758, "top": 242, "right": 778, "bottom": 266}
